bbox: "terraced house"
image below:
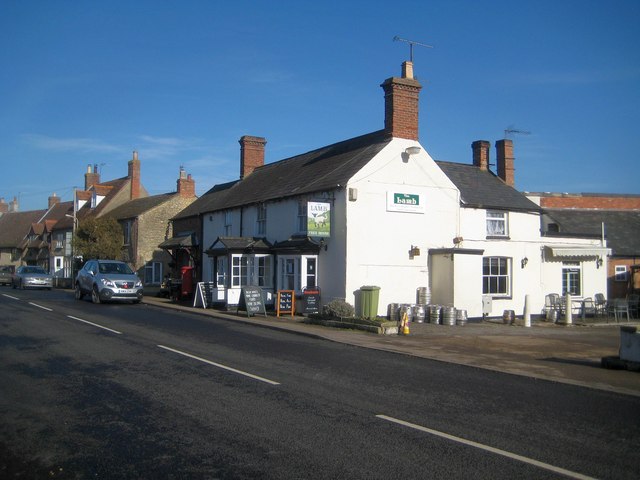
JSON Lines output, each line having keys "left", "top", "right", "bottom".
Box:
{"left": 167, "top": 62, "right": 609, "bottom": 318}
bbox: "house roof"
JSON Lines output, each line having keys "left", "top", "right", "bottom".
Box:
{"left": 205, "top": 236, "right": 273, "bottom": 255}
{"left": 0, "top": 210, "right": 47, "bottom": 248}
{"left": 544, "top": 209, "right": 640, "bottom": 257}
{"left": 436, "top": 161, "right": 541, "bottom": 212}
{"left": 175, "top": 130, "right": 392, "bottom": 219}
{"left": 106, "top": 193, "right": 177, "bottom": 220}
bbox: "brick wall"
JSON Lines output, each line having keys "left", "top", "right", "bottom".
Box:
{"left": 540, "top": 195, "right": 640, "bottom": 210}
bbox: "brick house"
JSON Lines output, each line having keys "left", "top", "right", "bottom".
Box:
{"left": 106, "top": 167, "right": 197, "bottom": 286}
{"left": 527, "top": 192, "right": 640, "bottom": 299}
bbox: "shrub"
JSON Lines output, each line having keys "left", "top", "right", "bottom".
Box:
{"left": 323, "top": 299, "right": 355, "bottom": 319}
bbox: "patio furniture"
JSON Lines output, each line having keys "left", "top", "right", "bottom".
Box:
{"left": 594, "top": 293, "right": 607, "bottom": 316}
{"left": 628, "top": 294, "right": 639, "bottom": 319}
{"left": 581, "top": 297, "right": 596, "bottom": 319}
{"left": 609, "top": 298, "right": 630, "bottom": 323}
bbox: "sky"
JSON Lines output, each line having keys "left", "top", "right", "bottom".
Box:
{"left": 1, "top": 0, "right": 639, "bottom": 212}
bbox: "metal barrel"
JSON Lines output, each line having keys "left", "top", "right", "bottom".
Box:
{"left": 455, "top": 309, "right": 468, "bottom": 326}
{"left": 442, "top": 306, "right": 456, "bottom": 326}
{"left": 399, "top": 304, "right": 413, "bottom": 322}
{"left": 429, "top": 305, "right": 441, "bottom": 324}
{"left": 413, "top": 304, "right": 426, "bottom": 323}
{"left": 502, "top": 309, "right": 515, "bottom": 325}
{"left": 388, "top": 303, "right": 399, "bottom": 321}
{"left": 416, "top": 287, "right": 431, "bottom": 305}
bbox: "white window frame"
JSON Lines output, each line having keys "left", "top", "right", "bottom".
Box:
{"left": 482, "top": 256, "right": 511, "bottom": 297}
{"left": 297, "top": 202, "right": 307, "bottom": 234}
{"left": 224, "top": 211, "right": 233, "bottom": 236}
{"left": 123, "top": 220, "right": 132, "bottom": 245}
{"left": 216, "top": 256, "right": 228, "bottom": 287}
{"left": 562, "top": 261, "right": 582, "bottom": 296}
{"left": 278, "top": 255, "right": 318, "bottom": 293}
{"left": 615, "top": 265, "right": 628, "bottom": 282}
{"left": 144, "top": 261, "right": 162, "bottom": 285}
{"left": 486, "top": 210, "right": 508, "bottom": 237}
{"left": 256, "top": 204, "right": 267, "bottom": 236}
{"left": 230, "top": 254, "right": 273, "bottom": 288}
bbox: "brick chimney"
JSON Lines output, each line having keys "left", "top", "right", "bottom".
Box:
{"left": 128, "top": 151, "right": 141, "bottom": 199}
{"left": 177, "top": 167, "right": 196, "bottom": 198}
{"left": 239, "top": 136, "right": 267, "bottom": 179}
{"left": 84, "top": 164, "right": 100, "bottom": 190}
{"left": 496, "top": 139, "right": 515, "bottom": 187}
{"left": 380, "top": 61, "right": 423, "bottom": 141}
{"left": 0, "top": 198, "right": 7, "bottom": 214}
{"left": 48, "top": 192, "right": 60, "bottom": 209}
{"left": 472, "top": 140, "right": 490, "bottom": 171}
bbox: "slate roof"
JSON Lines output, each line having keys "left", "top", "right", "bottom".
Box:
{"left": 175, "top": 131, "right": 392, "bottom": 219}
{"left": 205, "top": 237, "right": 273, "bottom": 254}
{"left": 0, "top": 210, "right": 47, "bottom": 248}
{"left": 106, "top": 193, "right": 176, "bottom": 220}
{"left": 544, "top": 209, "right": 640, "bottom": 257}
{"left": 435, "top": 161, "right": 541, "bottom": 212}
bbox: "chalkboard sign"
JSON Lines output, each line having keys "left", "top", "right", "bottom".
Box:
{"left": 237, "top": 286, "right": 267, "bottom": 317}
{"left": 303, "top": 287, "right": 321, "bottom": 315}
{"left": 194, "top": 282, "right": 216, "bottom": 308}
{"left": 277, "top": 290, "right": 295, "bottom": 317}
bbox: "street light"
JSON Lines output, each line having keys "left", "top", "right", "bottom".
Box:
{"left": 65, "top": 188, "right": 78, "bottom": 285}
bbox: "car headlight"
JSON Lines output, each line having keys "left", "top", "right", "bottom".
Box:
{"left": 100, "top": 278, "right": 116, "bottom": 288}
{"left": 135, "top": 280, "right": 142, "bottom": 288}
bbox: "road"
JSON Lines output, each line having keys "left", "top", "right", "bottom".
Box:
{"left": 1, "top": 288, "right": 639, "bottom": 479}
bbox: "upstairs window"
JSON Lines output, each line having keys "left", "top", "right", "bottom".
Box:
{"left": 615, "top": 265, "right": 628, "bottom": 282}
{"left": 297, "top": 202, "right": 307, "bottom": 234}
{"left": 123, "top": 220, "right": 132, "bottom": 245}
{"left": 256, "top": 204, "right": 267, "bottom": 236}
{"left": 486, "top": 210, "right": 508, "bottom": 237}
{"left": 224, "top": 211, "right": 233, "bottom": 236}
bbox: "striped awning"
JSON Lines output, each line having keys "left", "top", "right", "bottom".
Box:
{"left": 545, "top": 246, "right": 611, "bottom": 258}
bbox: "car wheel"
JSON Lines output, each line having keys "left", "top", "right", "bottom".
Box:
{"left": 75, "top": 283, "right": 84, "bottom": 301}
{"left": 91, "top": 285, "right": 101, "bottom": 304}
{"left": 19, "top": 280, "right": 24, "bottom": 290}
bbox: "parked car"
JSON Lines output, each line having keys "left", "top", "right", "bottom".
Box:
{"left": 75, "top": 259, "right": 143, "bottom": 304}
{"left": 0, "top": 265, "right": 15, "bottom": 286}
{"left": 11, "top": 265, "right": 53, "bottom": 290}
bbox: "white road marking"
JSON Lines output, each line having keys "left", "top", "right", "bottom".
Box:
{"left": 29, "top": 302, "right": 53, "bottom": 311}
{"left": 376, "top": 414, "right": 598, "bottom": 480}
{"left": 157, "top": 345, "right": 280, "bottom": 386}
{"left": 67, "top": 315, "right": 122, "bottom": 335}
{"left": 2, "top": 293, "right": 20, "bottom": 300}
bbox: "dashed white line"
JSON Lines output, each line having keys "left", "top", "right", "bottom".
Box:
{"left": 1, "top": 293, "right": 20, "bottom": 300}
{"left": 157, "top": 345, "right": 280, "bottom": 385}
{"left": 29, "top": 302, "right": 53, "bottom": 311}
{"left": 376, "top": 415, "right": 598, "bottom": 480}
{"left": 67, "top": 315, "right": 122, "bottom": 334}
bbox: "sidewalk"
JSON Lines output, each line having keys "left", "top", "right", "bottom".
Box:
{"left": 142, "top": 296, "right": 640, "bottom": 397}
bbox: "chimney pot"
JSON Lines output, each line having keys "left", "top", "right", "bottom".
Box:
{"left": 381, "top": 64, "right": 423, "bottom": 141}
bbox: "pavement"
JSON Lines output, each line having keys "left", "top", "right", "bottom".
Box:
{"left": 141, "top": 296, "right": 640, "bottom": 397}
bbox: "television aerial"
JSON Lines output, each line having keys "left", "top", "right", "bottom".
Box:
{"left": 393, "top": 36, "right": 433, "bottom": 62}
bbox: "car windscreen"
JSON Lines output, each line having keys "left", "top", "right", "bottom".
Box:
{"left": 23, "top": 267, "right": 47, "bottom": 274}
{"left": 99, "top": 263, "right": 134, "bottom": 275}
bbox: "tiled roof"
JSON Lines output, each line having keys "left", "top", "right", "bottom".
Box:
{"left": 0, "top": 210, "right": 47, "bottom": 248}
{"left": 106, "top": 193, "right": 176, "bottom": 220}
{"left": 436, "top": 161, "right": 541, "bottom": 212}
{"left": 544, "top": 209, "right": 640, "bottom": 257}
{"left": 175, "top": 130, "right": 392, "bottom": 219}
{"left": 205, "top": 236, "right": 273, "bottom": 254}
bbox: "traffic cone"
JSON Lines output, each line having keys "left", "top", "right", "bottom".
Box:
{"left": 402, "top": 312, "right": 410, "bottom": 335}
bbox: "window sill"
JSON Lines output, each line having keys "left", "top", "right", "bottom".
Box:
{"left": 485, "top": 236, "right": 510, "bottom": 240}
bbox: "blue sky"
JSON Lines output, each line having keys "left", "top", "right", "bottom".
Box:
{"left": 1, "top": 0, "right": 639, "bottom": 212}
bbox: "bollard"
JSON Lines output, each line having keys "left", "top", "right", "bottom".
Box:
{"left": 565, "top": 293, "right": 573, "bottom": 325}
{"left": 523, "top": 294, "right": 531, "bottom": 327}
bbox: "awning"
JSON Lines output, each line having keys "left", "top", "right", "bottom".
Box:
{"left": 205, "top": 237, "right": 272, "bottom": 256}
{"left": 158, "top": 234, "right": 196, "bottom": 250}
{"left": 545, "top": 246, "right": 611, "bottom": 258}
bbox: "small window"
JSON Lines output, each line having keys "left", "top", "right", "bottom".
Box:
{"left": 486, "top": 210, "right": 508, "bottom": 237}
{"left": 482, "top": 257, "right": 510, "bottom": 296}
{"left": 224, "top": 211, "right": 232, "bottom": 236}
{"left": 144, "top": 261, "right": 162, "bottom": 285}
{"left": 123, "top": 221, "right": 132, "bottom": 245}
{"left": 297, "top": 202, "right": 307, "bottom": 234}
{"left": 256, "top": 204, "right": 267, "bottom": 236}
{"left": 615, "top": 265, "right": 628, "bottom": 282}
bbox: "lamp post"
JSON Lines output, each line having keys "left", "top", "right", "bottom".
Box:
{"left": 65, "top": 188, "right": 78, "bottom": 286}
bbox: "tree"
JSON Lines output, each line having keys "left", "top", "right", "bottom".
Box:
{"left": 75, "top": 216, "right": 123, "bottom": 261}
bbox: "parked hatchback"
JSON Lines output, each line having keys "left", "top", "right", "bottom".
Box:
{"left": 75, "top": 259, "right": 143, "bottom": 304}
{"left": 0, "top": 265, "right": 15, "bottom": 286}
{"left": 11, "top": 265, "right": 53, "bottom": 290}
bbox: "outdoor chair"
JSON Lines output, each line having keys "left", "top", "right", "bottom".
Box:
{"left": 628, "top": 294, "right": 639, "bottom": 319}
{"left": 610, "top": 298, "right": 630, "bottom": 323}
{"left": 581, "top": 297, "right": 596, "bottom": 319}
{"left": 594, "top": 293, "right": 607, "bottom": 316}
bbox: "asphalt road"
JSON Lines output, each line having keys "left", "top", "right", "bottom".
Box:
{"left": 1, "top": 288, "right": 639, "bottom": 479}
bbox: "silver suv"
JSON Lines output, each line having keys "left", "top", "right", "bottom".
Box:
{"left": 75, "top": 259, "right": 143, "bottom": 304}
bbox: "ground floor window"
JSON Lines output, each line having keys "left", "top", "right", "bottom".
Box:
{"left": 562, "top": 261, "right": 581, "bottom": 296}
{"left": 229, "top": 254, "right": 273, "bottom": 288}
{"left": 144, "top": 261, "right": 162, "bottom": 285}
{"left": 278, "top": 255, "right": 317, "bottom": 293}
{"left": 482, "top": 257, "right": 510, "bottom": 296}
